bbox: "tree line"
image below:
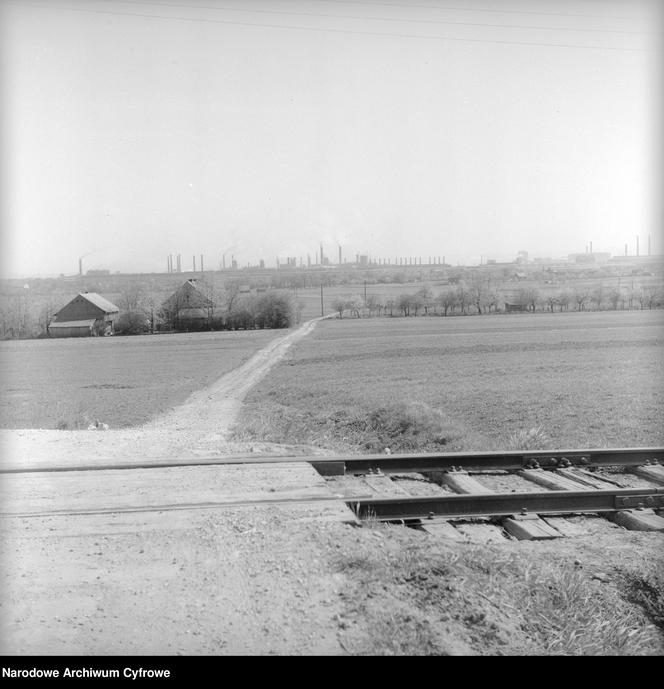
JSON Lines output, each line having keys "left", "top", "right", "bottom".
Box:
{"left": 331, "top": 280, "right": 664, "bottom": 319}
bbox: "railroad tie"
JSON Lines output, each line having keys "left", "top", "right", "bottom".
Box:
{"left": 440, "top": 471, "right": 561, "bottom": 541}
{"left": 520, "top": 468, "right": 664, "bottom": 532}
{"left": 633, "top": 464, "right": 664, "bottom": 486}
{"left": 362, "top": 472, "right": 410, "bottom": 496}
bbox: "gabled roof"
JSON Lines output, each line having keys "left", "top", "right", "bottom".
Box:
{"left": 162, "top": 280, "right": 214, "bottom": 310}
{"left": 48, "top": 319, "right": 96, "bottom": 329}
{"left": 79, "top": 292, "right": 119, "bottom": 313}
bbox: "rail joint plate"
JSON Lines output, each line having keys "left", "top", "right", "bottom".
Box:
{"left": 614, "top": 494, "right": 664, "bottom": 509}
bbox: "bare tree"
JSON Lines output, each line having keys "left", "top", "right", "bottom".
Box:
{"left": 349, "top": 298, "right": 362, "bottom": 318}
{"left": 118, "top": 284, "right": 145, "bottom": 314}
{"left": 608, "top": 288, "right": 623, "bottom": 310}
{"left": 469, "top": 275, "right": 491, "bottom": 314}
{"left": 224, "top": 279, "right": 243, "bottom": 313}
{"left": 641, "top": 286, "right": 662, "bottom": 310}
{"left": 332, "top": 298, "right": 347, "bottom": 319}
{"left": 365, "top": 294, "right": 381, "bottom": 317}
{"left": 437, "top": 288, "right": 455, "bottom": 316}
{"left": 590, "top": 285, "right": 605, "bottom": 311}
{"left": 397, "top": 293, "right": 412, "bottom": 316}
{"left": 416, "top": 284, "right": 434, "bottom": 315}
{"left": 410, "top": 292, "right": 425, "bottom": 316}
{"left": 625, "top": 284, "right": 638, "bottom": 309}
{"left": 545, "top": 293, "right": 559, "bottom": 313}
{"left": 557, "top": 289, "right": 571, "bottom": 312}
{"left": 514, "top": 287, "right": 540, "bottom": 312}
{"left": 455, "top": 283, "right": 471, "bottom": 315}
{"left": 573, "top": 288, "right": 590, "bottom": 311}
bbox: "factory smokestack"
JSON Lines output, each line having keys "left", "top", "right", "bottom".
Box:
{"left": 636, "top": 235, "right": 640, "bottom": 257}
{"left": 200, "top": 254, "right": 204, "bottom": 272}
{"left": 320, "top": 242, "right": 324, "bottom": 265}
{"left": 338, "top": 246, "right": 342, "bottom": 265}
{"left": 79, "top": 258, "right": 83, "bottom": 276}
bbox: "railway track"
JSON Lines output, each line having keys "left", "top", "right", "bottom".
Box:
{"left": 323, "top": 447, "right": 664, "bottom": 538}
{"left": 2, "top": 447, "right": 663, "bottom": 538}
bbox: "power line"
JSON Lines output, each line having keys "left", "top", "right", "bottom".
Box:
{"left": 107, "top": 0, "right": 653, "bottom": 35}
{"left": 313, "top": 0, "right": 652, "bottom": 22}
{"left": 11, "top": 2, "right": 655, "bottom": 52}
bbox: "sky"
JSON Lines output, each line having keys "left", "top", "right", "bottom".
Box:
{"left": 1, "top": 0, "right": 662, "bottom": 278}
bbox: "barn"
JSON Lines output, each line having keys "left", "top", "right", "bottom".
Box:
{"left": 160, "top": 279, "right": 214, "bottom": 329}
{"left": 48, "top": 292, "right": 119, "bottom": 338}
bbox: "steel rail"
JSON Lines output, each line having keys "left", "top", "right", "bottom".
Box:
{"left": 0, "top": 494, "right": 368, "bottom": 520}
{"left": 321, "top": 447, "right": 664, "bottom": 475}
{"left": 2, "top": 447, "right": 662, "bottom": 475}
{"left": 349, "top": 487, "right": 664, "bottom": 521}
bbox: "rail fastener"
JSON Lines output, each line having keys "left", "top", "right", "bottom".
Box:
{"left": 348, "top": 487, "right": 664, "bottom": 521}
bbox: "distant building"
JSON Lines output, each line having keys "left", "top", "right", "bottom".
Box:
{"left": 504, "top": 302, "right": 528, "bottom": 313}
{"left": 567, "top": 252, "right": 611, "bottom": 264}
{"left": 160, "top": 279, "right": 214, "bottom": 328}
{"left": 48, "top": 292, "right": 119, "bottom": 338}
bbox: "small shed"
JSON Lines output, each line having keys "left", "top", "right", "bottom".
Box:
{"left": 504, "top": 302, "right": 527, "bottom": 313}
{"left": 49, "top": 293, "right": 119, "bottom": 337}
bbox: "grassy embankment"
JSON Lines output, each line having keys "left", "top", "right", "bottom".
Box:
{"left": 330, "top": 519, "right": 664, "bottom": 655}
{"left": 234, "top": 310, "right": 664, "bottom": 453}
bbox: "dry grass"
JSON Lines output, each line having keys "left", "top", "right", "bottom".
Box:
{"left": 518, "top": 566, "right": 656, "bottom": 654}
{"left": 505, "top": 426, "right": 549, "bottom": 450}
{"left": 618, "top": 564, "right": 664, "bottom": 631}
{"left": 234, "top": 400, "right": 469, "bottom": 453}
{"left": 332, "top": 526, "right": 664, "bottom": 655}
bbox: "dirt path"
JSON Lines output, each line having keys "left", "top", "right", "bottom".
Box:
{"left": 147, "top": 316, "right": 323, "bottom": 437}
{"left": 1, "top": 318, "right": 330, "bottom": 469}
{"left": 0, "top": 316, "right": 358, "bottom": 656}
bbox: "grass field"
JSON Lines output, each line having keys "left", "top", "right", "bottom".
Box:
{"left": 0, "top": 330, "right": 278, "bottom": 429}
{"left": 234, "top": 310, "right": 664, "bottom": 452}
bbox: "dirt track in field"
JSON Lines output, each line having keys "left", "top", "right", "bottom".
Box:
{"left": 147, "top": 316, "right": 323, "bottom": 437}
{"left": 1, "top": 316, "right": 358, "bottom": 656}
{"left": 1, "top": 317, "right": 332, "bottom": 468}
{"left": 2, "top": 314, "right": 663, "bottom": 656}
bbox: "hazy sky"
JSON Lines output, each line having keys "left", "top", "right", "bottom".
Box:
{"left": 1, "top": 0, "right": 662, "bottom": 277}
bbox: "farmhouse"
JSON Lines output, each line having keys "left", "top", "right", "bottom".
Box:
{"left": 161, "top": 279, "right": 214, "bottom": 328}
{"left": 48, "top": 292, "right": 119, "bottom": 338}
{"left": 504, "top": 302, "right": 528, "bottom": 313}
